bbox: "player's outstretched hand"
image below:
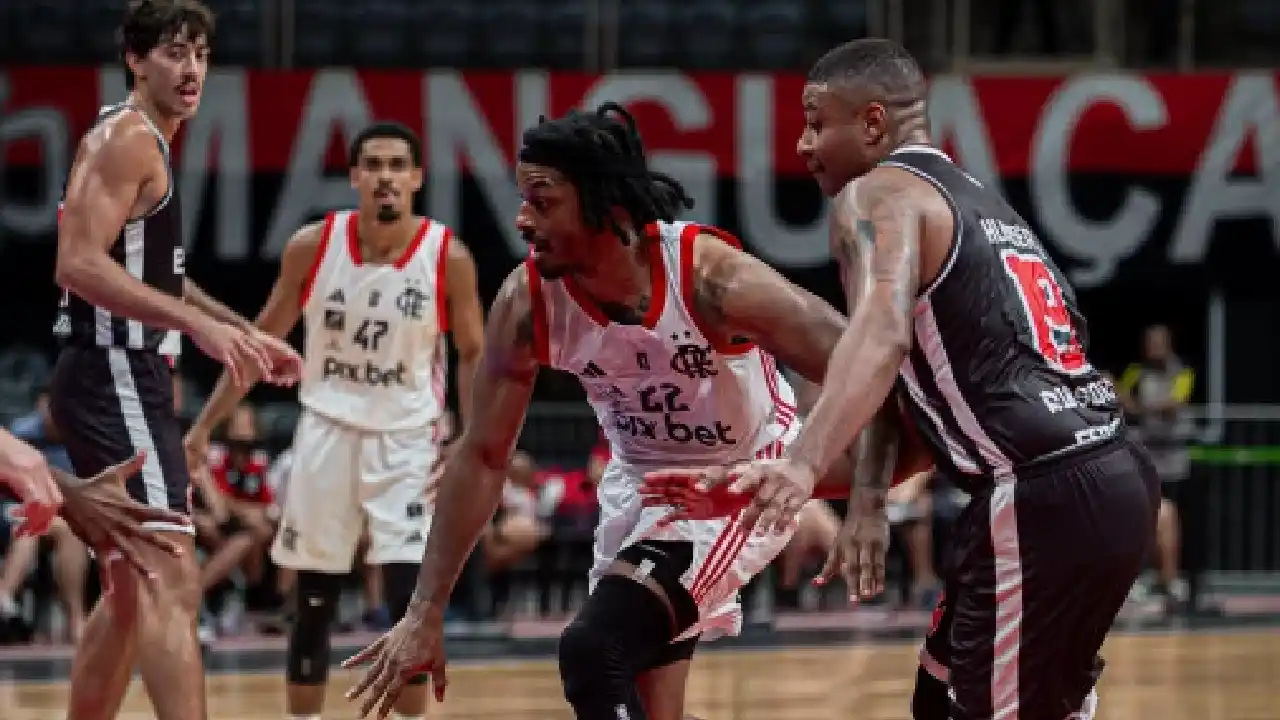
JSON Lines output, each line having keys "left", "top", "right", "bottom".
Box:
{"left": 723, "top": 458, "right": 818, "bottom": 536}
{"left": 640, "top": 465, "right": 750, "bottom": 521}
{"left": 344, "top": 604, "right": 449, "bottom": 719}
{"left": 189, "top": 316, "right": 273, "bottom": 389}
{"left": 251, "top": 330, "right": 303, "bottom": 387}
{"left": 814, "top": 500, "right": 889, "bottom": 602}
{"left": 57, "top": 451, "right": 190, "bottom": 576}
{"left": 0, "top": 433, "right": 63, "bottom": 537}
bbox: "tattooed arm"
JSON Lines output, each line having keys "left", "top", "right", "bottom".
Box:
{"left": 781, "top": 168, "right": 928, "bottom": 507}
{"left": 690, "top": 231, "right": 846, "bottom": 386}
{"left": 409, "top": 264, "right": 541, "bottom": 613}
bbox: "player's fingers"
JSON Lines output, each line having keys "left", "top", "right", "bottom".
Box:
{"left": 104, "top": 451, "right": 147, "bottom": 485}
{"left": 343, "top": 636, "right": 387, "bottom": 670}
{"left": 223, "top": 351, "right": 244, "bottom": 389}
{"left": 432, "top": 664, "right": 448, "bottom": 702}
{"left": 136, "top": 527, "right": 184, "bottom": 556}
{"left": 350, "top": 657, "right": 388, "bottom": 709}
{"left": 814, "top": 543, "right": 842, "bottom": 586}
{"left": 240, "top": 335, "right": 274, "bottom": 382}
{"left": 375, "top": 675, "right": 405, "bottom": 720}
{"left": 773, "top": 495, "right": 801, "bottom": 537}
{"left": 108, "top": 532, "right": 158, "bottom": 581}
{"left": 726, "top": 466, "right": 763, "bottom": 495}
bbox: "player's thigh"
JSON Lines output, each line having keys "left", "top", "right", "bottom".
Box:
{"left": 270, "top": 412, "right": 363, "bottom": 573}
{"left": 636, "top": 639, "right": 698, "bottom": 720}
{"left": 359, "top": 424, "right": 437, "bottom": 566}
{"left": 51, "top": 347, "right": 191, "bottom": 519}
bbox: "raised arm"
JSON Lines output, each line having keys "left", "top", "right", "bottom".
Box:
{"left": 689, "top": 231, "right": 846, "bottom": 385}
{"left": 188, "top": 222, "right": 320, "bottom": 437}
{"left": 409, "top": 263, "right": 541, "bottom": 612}
{"left": 55, "top": 120, "right": 203, "bottom": 334}
{"left": 443, "top": 237, "right": 485, "bottom": 425}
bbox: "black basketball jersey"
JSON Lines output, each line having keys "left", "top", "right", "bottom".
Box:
{"left": 54, "top": 102, "right": 184, "bottom": 356}
{"left": 882, "top": 146, "right": 1122, "bottom": 490}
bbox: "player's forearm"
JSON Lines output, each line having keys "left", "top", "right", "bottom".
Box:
{"left": 846, "top": 403, "right": 900, "bottom": 514}
{"left": 784, "top": 313, "right": 909, "bottom": 481}
{"left": 183, "top": 279, "right": 251, "bottom": 330}
{"left": 410, "top": 446, "right": 508, "bottom": 609}
{"left": 190, "top": 370, "right": 254, "bottom": 434}
{"left": 455, "top": 354, "right": 480, "bottom": 425}
{"left": 56, "top": 253, "right": 203, "bottom": 334}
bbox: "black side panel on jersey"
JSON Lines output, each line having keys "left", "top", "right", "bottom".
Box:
{"left": 56, "top": 103, "right": 185, "bottom": 354}
{"left": 881, "top": 147, "right": 1122, "bottom": 484}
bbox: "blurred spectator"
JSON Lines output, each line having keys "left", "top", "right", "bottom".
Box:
{"left": 887, "top": 470, "right": 943, "bottom": 609}
{"left": 1118, "top": 324, "right": 1197, "bottom": 612}
{"left": 484, "top": 451, "right": 551, "bottom": 576}
{"left": 192, "top": 404, "right": 275, "bottom": 638}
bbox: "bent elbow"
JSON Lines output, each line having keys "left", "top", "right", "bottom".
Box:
{"left": 54, "top": 255, "right": 87, "bottom": 292}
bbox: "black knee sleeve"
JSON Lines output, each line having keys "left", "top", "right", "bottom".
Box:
{"left": 559, "top": 574, "right": 680, "bottom": 720}
{"left": 381, "top": 562, "right": 419, "bottom": 622}
{"left": 614, "top": 540, "right": 699, "bottom": 633}
{"left": 380, "top": 563, "right": 431, "bottom": 686}
{"left": 911, "top": 665, "right": 950, "bottom": 720}
{"left": 286, "top": 571, "right": 342, "bottom": 685}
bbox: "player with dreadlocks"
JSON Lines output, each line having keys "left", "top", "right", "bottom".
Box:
{"left": 344, "top": 103, "right": 873, "bottom": 719}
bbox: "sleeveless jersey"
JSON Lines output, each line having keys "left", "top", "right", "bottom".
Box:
{"left": 54, "top": 102, "right": 183, "bottom": 356}
{"left": 882, "top": 146, "right": 1122, "bottom": 490}
{"left": 528, "top": 221, "right": 798, "bottom": 468}
{"left": 298, "top": 211, "right": 451, "bottom": 432}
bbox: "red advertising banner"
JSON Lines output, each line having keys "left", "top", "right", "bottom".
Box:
{"left": 3, "top": 68, "right": 1277, "bottom": 284}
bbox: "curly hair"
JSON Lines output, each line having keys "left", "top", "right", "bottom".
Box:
{"left": 517, "top": 102, "right": 694, "bottom": 243}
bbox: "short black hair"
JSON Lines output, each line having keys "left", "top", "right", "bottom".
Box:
{"left": 118, "top": 0, "right": 215, "bottom": 64}
{"left": 517, "top": 102, "right": 694, "bottom": 243}
{"left": 348, "top": 122, "right": 423, "bottom": 168}
{"left": 808, "top": 38, "right": 925, "bottom": 100}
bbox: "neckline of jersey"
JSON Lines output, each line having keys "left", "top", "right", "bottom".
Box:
{"left": 561, "top": 223, "right": 667, "bottom": 330}
{"left": 345, "top": 212, "right": 430, "bottom": 269}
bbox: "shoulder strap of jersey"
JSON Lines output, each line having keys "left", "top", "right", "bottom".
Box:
{"left": 419, "top": 220, "right": 452, "bottom": 333}
{"left": 677, "top": 223, "right": 755, "bottom": 356}
{"left": 299, "top": 211, "right": 345, "bottom": 308}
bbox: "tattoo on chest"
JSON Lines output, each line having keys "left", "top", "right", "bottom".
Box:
{"left": 598, "top": 294, "right": 650, "bottom": 325}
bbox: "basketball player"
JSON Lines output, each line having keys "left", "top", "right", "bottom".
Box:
{"left": 344, "top": 103, "right": 877, "bottom": 720}
{"left": 50, "top": 3, "right": 302, "bottom": 719}
{"left": 643, "top": 39, "right": 1159, "bottom": 720}
{"left": 185, "top": 121, "right": 486, "bottom": 720}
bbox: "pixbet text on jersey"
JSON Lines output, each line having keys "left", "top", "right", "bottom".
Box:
{"left": 321, "top": 357, "right": 408, "bottom": 387}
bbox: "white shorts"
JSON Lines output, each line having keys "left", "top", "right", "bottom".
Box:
{"left": 270, "top": 410, "right": 439, "bottom": 574}
{"left": 591, "top": 452, "right": 795, "bottom": 642}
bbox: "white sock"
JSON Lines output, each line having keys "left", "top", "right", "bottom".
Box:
{"left": 286, "top": 715, "right": 321, "bottom": 720}
{"left": 389, "top": 713, "right": 425, "bottom": 720}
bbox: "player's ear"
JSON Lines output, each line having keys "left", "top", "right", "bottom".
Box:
{"left": 349, "top": 164, "right": 361, "bottom": 189}
{"left": 409, "top": 165, "right": 424, "bottom": 193}
{"left": 124, "top": 51, "right": 145, "bottom": 81}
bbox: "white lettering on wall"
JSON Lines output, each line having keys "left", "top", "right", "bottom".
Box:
{"left": 1031, "top": 75, "right": 1166, "bottom": 288}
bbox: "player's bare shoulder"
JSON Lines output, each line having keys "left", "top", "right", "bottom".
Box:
{"left": 686, "top": 229, "right": 747, "bottom": 328}
{"left": 69, "top": 111, "right": 169, "bottom": 217}
{"left": 484, "top": 263, "right": 540, "bottom": 382}
{"left": 279, "top": 220, "right": 327, "bottom": 276}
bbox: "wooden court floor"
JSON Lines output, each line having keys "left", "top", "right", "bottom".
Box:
{"left": 2, "top": 630, "right": 1277, "bottom": 719}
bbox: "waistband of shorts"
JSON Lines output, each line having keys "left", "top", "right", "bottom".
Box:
{"left": 1008, "top": 437, "right": 1130, "bottom": 481}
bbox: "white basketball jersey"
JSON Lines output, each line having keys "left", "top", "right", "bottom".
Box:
{"left": 299, "top": 211, "right": 450, "bottom": 432}
{"left": 530, "top": 220, "right": 798, "bottom": 468}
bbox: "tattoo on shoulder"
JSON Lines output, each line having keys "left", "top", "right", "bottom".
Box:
{"left": 692, "top": 270, "right": 729, "bottom": 327}
{"left": 856, "top": 218, "right": 877, "bottom": 249}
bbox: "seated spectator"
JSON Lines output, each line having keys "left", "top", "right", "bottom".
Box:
{"left": 483, "top": 451, "right": 551, "bottom": 574}
{"left": 192, "top": 404, "right": 275, "bottom": 638}
{"left": 887, "top": 470, "right": 943, "bottom": 609}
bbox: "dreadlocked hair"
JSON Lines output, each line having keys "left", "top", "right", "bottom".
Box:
{"left": 517, "top": 102, "right": 694, "bottom": 244}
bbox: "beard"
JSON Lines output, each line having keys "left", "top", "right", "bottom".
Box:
{"left": 375, "top": 204, "right": 402, "bottom": 223}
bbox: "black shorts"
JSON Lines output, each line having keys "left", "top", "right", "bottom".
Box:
{"left": 918, "top": 439, "right": 1160, "bottom": 720}
{"left": 49, "top": 346, "right": 192, "bottom": 530}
